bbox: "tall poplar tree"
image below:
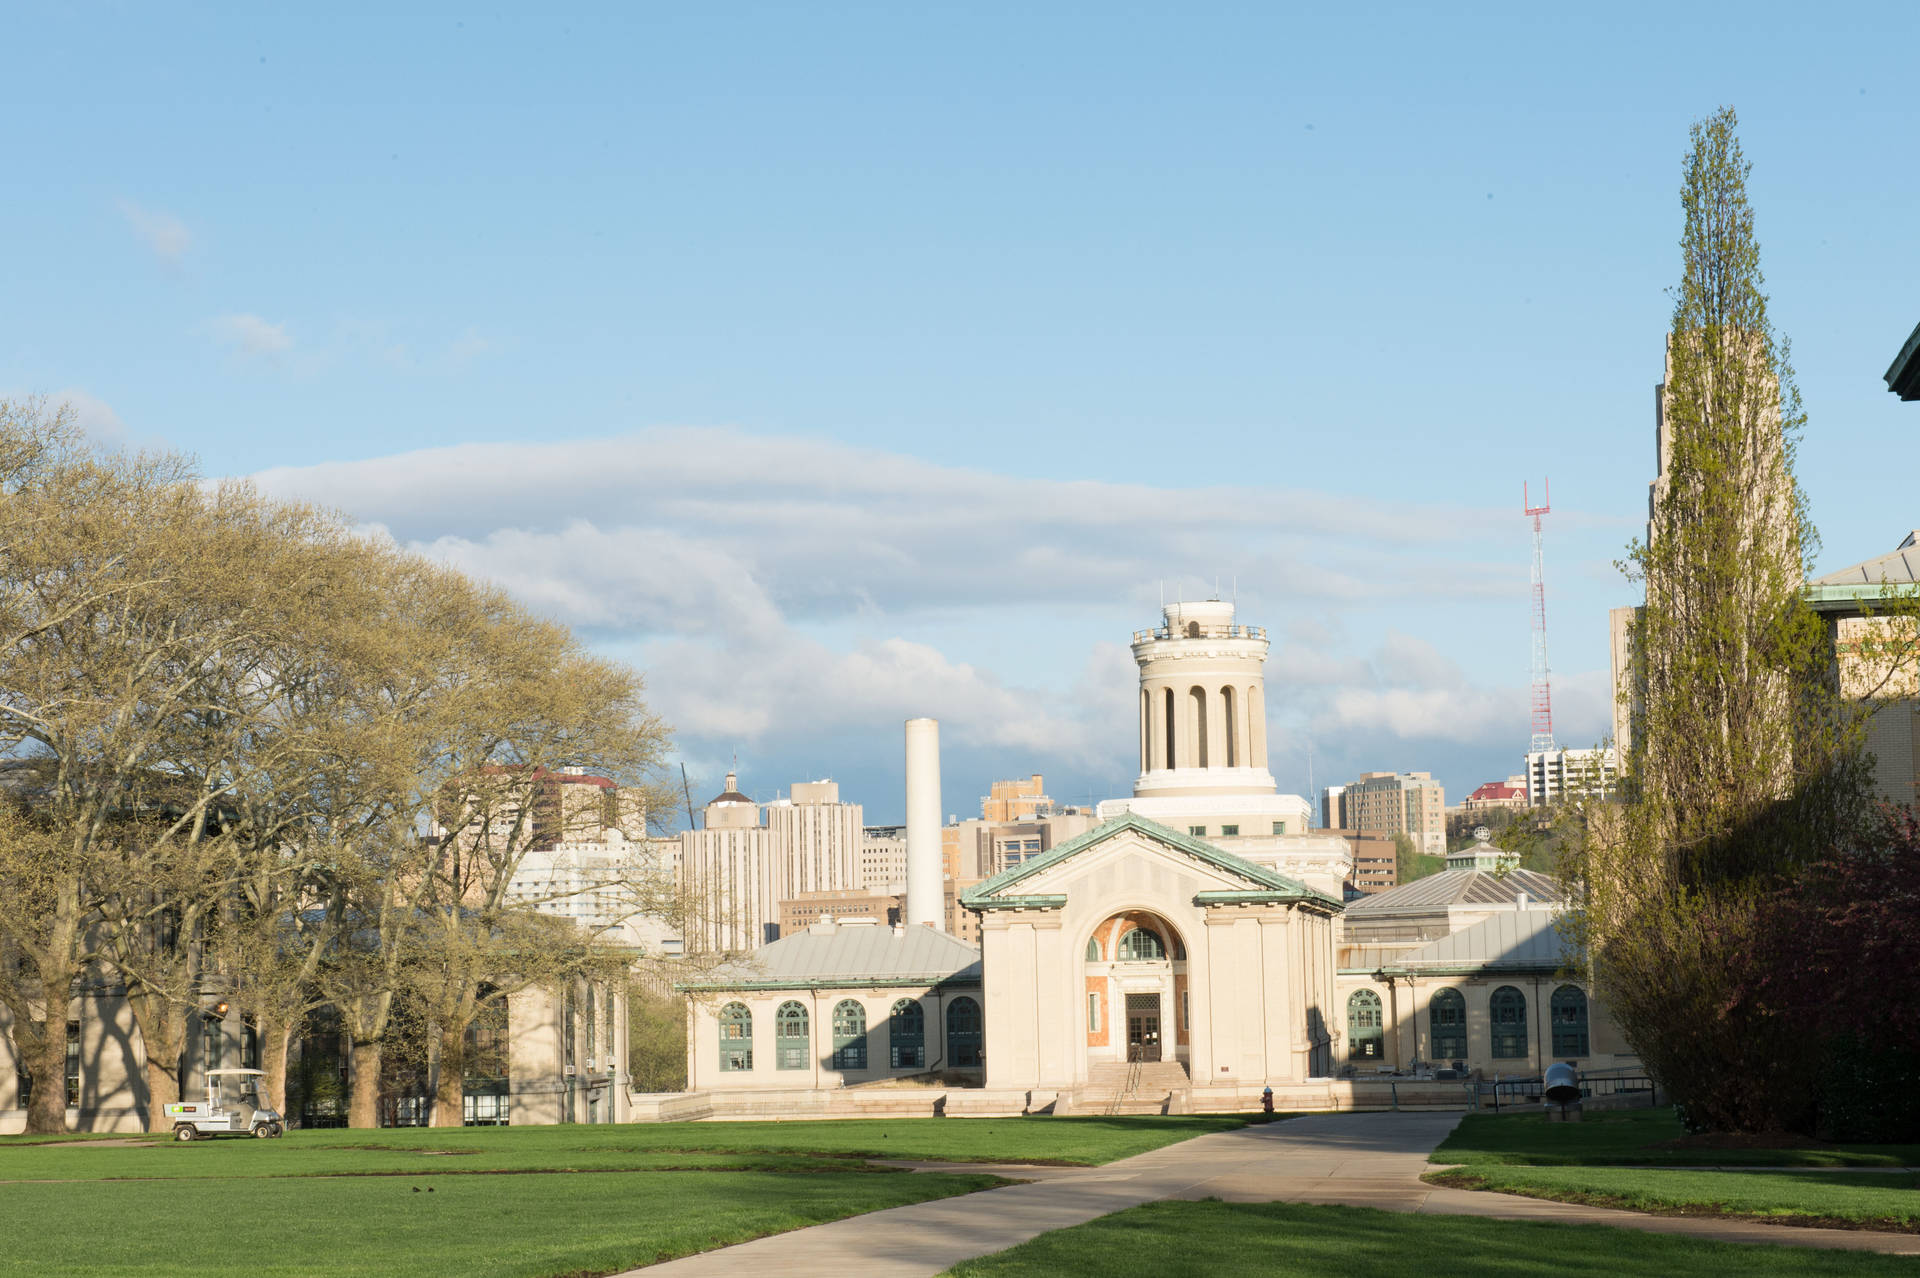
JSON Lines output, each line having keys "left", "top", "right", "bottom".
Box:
{"left": 1571, "top": 107, "right": 1875, "bottom": 1132}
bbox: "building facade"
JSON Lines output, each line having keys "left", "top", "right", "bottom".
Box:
{"left": 1339, "top": 771, "right": 1445, "bottom": 856}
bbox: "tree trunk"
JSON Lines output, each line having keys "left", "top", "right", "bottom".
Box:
{"left": 142, "top": 1054, "right": 182, "bottom": 1130}
{"left": 432, "top": 1027, "right": 466, "bottom": 1128}
{"left": 261, "top": 1018, "right": 293, "bottom": 1115}
{"left": 347, "top": 1038, "right": 383, "bottom": 1129}
{"left": 24, "top": 1021, "right": 67, "bottom": 1135}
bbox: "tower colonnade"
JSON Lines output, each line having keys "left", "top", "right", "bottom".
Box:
{"left": 1130, "top": 600, "right": 1276, "bottom": 798}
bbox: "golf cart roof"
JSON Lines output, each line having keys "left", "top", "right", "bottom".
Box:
{"left": 206, "top": 1068, "right": 265, "bottom": 1077}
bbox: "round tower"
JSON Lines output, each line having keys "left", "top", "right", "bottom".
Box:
{"left": 1132, "top": 600, "right": 1273, "bottom": 798}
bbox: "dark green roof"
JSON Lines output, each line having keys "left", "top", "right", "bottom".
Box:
{"left": 960, "top": 813, "right": 1341, "bottom": 912}
{"left": 1887, "top": 319, "right": 1920, "bottom": 402}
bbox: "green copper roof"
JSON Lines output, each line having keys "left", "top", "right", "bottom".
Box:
{"left": 959, "top": 812, "right": 1341, "bottom": 912}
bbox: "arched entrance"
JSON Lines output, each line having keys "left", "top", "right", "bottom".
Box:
{"left": 1083, "top": 911, "right": 1188, "bottom": 1065}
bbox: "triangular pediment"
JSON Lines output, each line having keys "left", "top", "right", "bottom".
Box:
{"left": 959, "top": 814, "right": 1335, "bottom": 910}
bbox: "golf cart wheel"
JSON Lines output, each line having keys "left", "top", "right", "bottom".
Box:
{"left": 252, "top": 1124, "right": 273, "bottom": 1138}
{"left": 271, "top": 1123, "right": 285, "bottom": 1138}
{"left": 173, "top": 1124, "right": 197, "bottom": 1142}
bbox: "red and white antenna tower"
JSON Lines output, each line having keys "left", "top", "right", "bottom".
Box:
{"left": 1524, "top": 479, "right": 1556, "bottom": 753}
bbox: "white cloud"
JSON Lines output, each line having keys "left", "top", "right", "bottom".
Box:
{"left": 247, "top": 426, "right": 1617, "bottom": 801}
{"left": 206, "top": 313, "right": 294, "bottom": 357}
{"left": 52, "top": 389, "right": 130, "bottom": 448}
{"left": 118, "top": 200, "right": 191, "bottom": 263}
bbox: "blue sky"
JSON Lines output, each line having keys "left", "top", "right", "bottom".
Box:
{"left": 5, "top": 4, "right": 1915, "bottom": 824}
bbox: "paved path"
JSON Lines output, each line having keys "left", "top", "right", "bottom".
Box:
{"left": 624, "top": 1112, "right": 1920, "bottom": 1276}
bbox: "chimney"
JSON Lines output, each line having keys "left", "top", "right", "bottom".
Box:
{"left": 904, "top": 718, "right": 942, "bottom": 929}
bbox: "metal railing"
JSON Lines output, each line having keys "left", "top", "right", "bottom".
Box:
{"left": 1473, "top": 1069, "right": 1657, "bottom": 1112}
{"left": 1132, "top": 625, "right": 1268, "bottom": 643}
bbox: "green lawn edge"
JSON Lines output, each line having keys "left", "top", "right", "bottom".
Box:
{"left": 940, "top": 1199, "right": 1920, "bottom": 1277}
{"left": 1423, "top": 1167, "right": 1920, "bottom": 1235}
{"left": 1431, "top": 1108, "right": 1920, "bottom": 1169}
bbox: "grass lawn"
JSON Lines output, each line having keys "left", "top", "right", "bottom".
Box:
{"left": 943, "top": 1199, "right": 1920, "bottom": 1277}
{"left": 1425, "top": 1167, "right": 1920, "bottom": 1233}
{"left": 0, "top": 1114, "right": 1256, "bottom": 1182}
{"left": 0, "top": 1115, "right": 1250, "bottom": 1277}
{"left": 1428, "top": 1108, "right": 1920, "bottom": 1234}
{"left": 1432, "top": 1108, "right": 1920, "bottom": 1168}
{"left": 0, "top": 1166, "right": 1002, "bottom": 1277}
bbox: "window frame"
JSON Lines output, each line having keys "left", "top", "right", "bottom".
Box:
{"left": 775, "top": 1000, "right": 810, "bottom": 1070}
{"left": 831, "top": 999, "right": 868, "bottom": 1071}
{"left": 717, "top": 1002, "right": 754, "bottom": 1073}
{"left": 889, "top": 998, "right": 925, "bottom": 1070}
{"left": 1490, "top": 986, "right": 1529, "bottom": 1060}
{"left": 1428, "top": 987, "right": 1467, "bottom": 1062}
{"left": 1346, "top": 989, "right": 1384, "bottom": 1062}
{"left": 1550, "top": 984, "right": 1589, "bottom": 1058}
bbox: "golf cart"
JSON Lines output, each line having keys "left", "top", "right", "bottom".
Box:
{"left": 163, "top": 1068, "right": 285, "bottom": 1140}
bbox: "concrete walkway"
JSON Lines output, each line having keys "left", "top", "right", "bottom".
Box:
{"left": 624, "top": 1112, "right": 1920, "bottom": 1276}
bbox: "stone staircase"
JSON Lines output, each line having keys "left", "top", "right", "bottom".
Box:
{"left": 1074, "top": 1060, "right": 1191, "bottom": 1115}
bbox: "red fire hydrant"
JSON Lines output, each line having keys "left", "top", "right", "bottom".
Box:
{"left": 1261, "top": 1086, "right": 1274, "bottom": 1114}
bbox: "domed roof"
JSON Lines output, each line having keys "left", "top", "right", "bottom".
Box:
{"left": 706, "top": 771, "right": 753, "bottom": 806}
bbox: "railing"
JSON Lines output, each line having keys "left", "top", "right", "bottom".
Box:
{"left": 1132, "top": 625, "right": 1268, "bottom": 643}
{"left": 1106, "top": 1059, "right": 1144, "bottom": 1116}
{"left": 1473, "top": 1069, "right": 1657, "bottom": 1112}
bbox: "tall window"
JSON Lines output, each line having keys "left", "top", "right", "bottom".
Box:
{"left": 201, "top": 1014, "right": 223, "bottom": 1075}
{"left": 947, "top": 996, "right": 983, "bottom": 1067}
{"left": 775, "top": 1001, "right": 809, "bottom": 1070}
{"left": 1346, "top": 990, "right": 1384, "bottom": 1062}
{"left": 1118, "top": 928, "right": 1166, "bottom": 961}
{"left": 1490, "top": 986, "right": 1528, "bottom": 1059}
{"left": 1221, "top": 685, "right": 1238, "bottom": 767}
{"left": 563, "top": 985, "right": 577, "bottom": 1071}
{"left": 1550, "top": 985, "right": 1589, "bottom": 1058}
{"left": 718, "top": 1003, "right": 753, "bottom": 1072}
{"left": 1087, "top": 992, "right": 1101, "bottom": 1032}
{"left": 1163, "top": 688, "right": 1177, "bottom": 768}
{"left": 1429, "top": 988, "right": 1467, "bottom": 1062}
{"left": 65, "top": 1020, "right": 81, "bottom": 1107}
{"left": 1085, "top": 935, "right": 1102, "bottom": 961}
{"left": 585, "top": 986, "right": 597, "bottom": 1067}
{"left": 831, "top": 1000, "right": 867, "bottom": 1070}
{"left": 242, "top": 1018, "right": 261, "bottom": 1071}
{"left": 889, "top": 999, "right": 925, "bottom": 1069}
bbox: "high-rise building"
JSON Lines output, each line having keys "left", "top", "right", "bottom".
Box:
{"left": 679, "top": 773, "right": 864, "bottom": 953}
{"left": 1523, "top": 747, "right": 1618, "bottom": 807}
{"left": 1320, "top": 784, "right": 1346, "bottom": 831}
{"left": 1339, "top": 771, "right": 1445, "bottom": 856}
{"left": 982, "top": 774, "right": 1049, "bottom": 822}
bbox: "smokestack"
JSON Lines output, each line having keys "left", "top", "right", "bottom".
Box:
{"left": 905, "top": 718, "right": 942, "bottom": 929}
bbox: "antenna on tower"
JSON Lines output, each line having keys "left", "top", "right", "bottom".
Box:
{"left": 1524, "top": 479, "right": 1556, "bottom": 754}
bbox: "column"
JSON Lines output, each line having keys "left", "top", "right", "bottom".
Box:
{"left": 1249, "top": 685, "right": 1268, "bottom": 770}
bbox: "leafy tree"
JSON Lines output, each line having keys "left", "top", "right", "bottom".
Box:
{"left": 1567, "top": 109, "right": 1887, "bottom": 1132}
{"left": 626, "top": 983, "right": 688, "bottom": 1093}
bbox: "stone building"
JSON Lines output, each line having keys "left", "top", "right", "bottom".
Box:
{"left": 674, "top": 600, "right": 1633, "bottom": 1117}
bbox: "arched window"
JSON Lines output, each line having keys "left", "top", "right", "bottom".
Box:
{"left": 775, "top": 1001, "right": 809, "bottom": 1070}
{"left": 1490, "top": 986, "right": 1528, "bottom": 1059}
{"left": 1140, "top": 690, "right": 1150, "bottom": 772}
{"left": 1221, "top": 685, "right": 1238, "bottom": 767}
{"left": 1085, "top": 935, "right": 1102, "bottom": 961}
{"left": 947, "top": 995, "right": 982, "bottom": 1067}
{"left": 1118, "top": 927, "right": 1166, "bottom": 961}
{"left": 1550, "top": 985, "right": 1589, "bottom": 1058}
{"left": 1429, "top": 987, "right": 1467, "bottom": 1062}
{"left": 1189, "top": 686, "right": 1209, "bottom": 767}
{"left": 830, "top": 999, "right": 867, "bottom": 1070}
{"left": 1186, "top": 620, "right": 1200, "bottom": 638}
{"left": 717, "top": 1003, "right": 753, "bottom": 1073}
{"left": 889, "top": 998, "right": 925, "bottom": 1069}
{"left": 1347, "top": 989, "right": 1384, "bottom": 1062}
